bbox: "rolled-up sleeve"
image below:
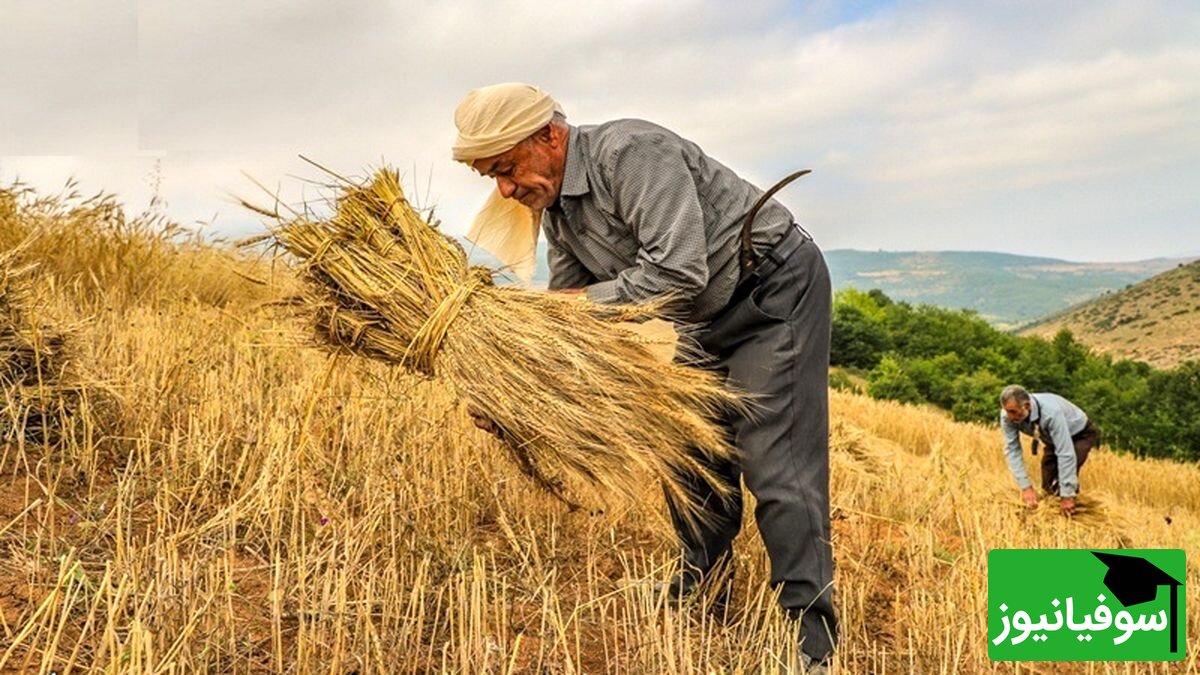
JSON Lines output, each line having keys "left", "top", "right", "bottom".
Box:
{"left": 585, "top": 136, "right": 708, "bottom": 308}
{"left": 1001, "top": 415, "right": 1033, "bottom": 489}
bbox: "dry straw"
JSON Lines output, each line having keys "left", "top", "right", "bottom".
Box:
{"left": 245, "top": 165, "right": 743, "bottom": 524}
{"left": 0, "top": 242, "right": 90, "bottom": 442}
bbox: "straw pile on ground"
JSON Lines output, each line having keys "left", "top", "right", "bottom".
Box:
{"left": 0, "top": 244, "right": 89, "bottom": 443}
{"left": 249, "top": 166, "right": 742, "bottom": 523}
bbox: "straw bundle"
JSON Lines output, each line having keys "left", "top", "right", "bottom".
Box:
{"left": 0, "top": 244, "right": 88, "bottom": 442}
{"left": 251, "top": 167, "right": 743, "bottom": 523}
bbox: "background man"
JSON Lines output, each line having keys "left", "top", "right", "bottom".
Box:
{"left": 1000, "top": 384, "right": 1100, "bottom": 516}
{"left": 452, "top": 82, "right": 837, "bottom": 668}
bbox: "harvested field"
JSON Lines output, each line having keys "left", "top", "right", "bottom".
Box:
{"left": 0, "top": 183, "right": 1197, "bottom": 673}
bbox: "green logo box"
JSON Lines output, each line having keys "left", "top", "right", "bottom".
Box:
{"left": 988, "top": 549, "right": 1185, "bottom": 661}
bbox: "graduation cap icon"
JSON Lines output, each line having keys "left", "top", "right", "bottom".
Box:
{"left": 1092, "top": 551, "right": 1183, "bottom": 653}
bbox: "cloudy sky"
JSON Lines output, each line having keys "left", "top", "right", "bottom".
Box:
{"left": 1, "top": 0, "right": 1197, "bottom": 261}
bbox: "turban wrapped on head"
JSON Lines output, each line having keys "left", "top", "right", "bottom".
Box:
{"left": 452, "top": 83, "right": 564, "bottom": 282}
{"left": 452, "top": 82, "right": 563, "bottom": 162}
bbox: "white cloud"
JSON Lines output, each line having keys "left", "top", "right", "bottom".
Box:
{"left": 1, "top": 0, "right": 1197, "bottom": 261}
{"left": 872, "top": 48, "right": 1200, "bottom": 190}
{"left": 0, "top": 0, "right": 138, "bottom": 153}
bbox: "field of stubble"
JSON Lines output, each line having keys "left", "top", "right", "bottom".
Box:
{"left": 0, "top": 186, "right": 1197, "bottom": 673}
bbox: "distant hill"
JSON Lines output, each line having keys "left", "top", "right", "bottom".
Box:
{"left": 464, "top": 240, "right": 1191, "bottom": 329}
{"left": 1020, "top": 260, "right": 1200, "bottom": 368}
{"left": 822, "top": 250, "right": 1193, "bottom": 329}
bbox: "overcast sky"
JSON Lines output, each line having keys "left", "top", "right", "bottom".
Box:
{"left": 1, "top": 0, "right": 1197, "bottom": 261}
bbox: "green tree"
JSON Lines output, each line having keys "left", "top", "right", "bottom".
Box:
{"left": 950, "top": 370, "right": 1006, "bottom": 423}
{"left": 837, "top": 287, "right": 888, "bottom": 321}
{"left": 831, "top": 302, "right": 891, "bottom": 369}
{"left": 867, "top": 288, "right": 893, "bottom": 308}
{"left": 1052, "top": 329, "right": 1088, "bottom": 377}
{"left": 904, "top": 353, "right": 965, "bottom": 409}
{"left": 868, "top": 354, "right": 922, "bottom": 404}
{"left": 1145, "top": 362, "right": 1200, "bottom": 461}
{"left": 884, "top": 303, "right": 997, "bottom": 360}
{"left": 1012, "top": 337, "right": 1071, "bottom": 397}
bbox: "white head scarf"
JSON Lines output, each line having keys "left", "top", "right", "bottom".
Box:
{"left": 453, "top": 83, "right": 564, "bottom": 281}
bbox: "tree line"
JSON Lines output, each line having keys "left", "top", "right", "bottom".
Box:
{"left": 830, "top": 288, "right": 1200, "bottom": 462}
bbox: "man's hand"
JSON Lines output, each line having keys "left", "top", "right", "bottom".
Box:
{"left": 1060, "top": 496, "right": 1076, "bottom": 517}
{"left": 1021, "top": 487, "right": 1038, "bottom": 508}
{"left": 467, "top": 405, "right": 505, "bottom": 440}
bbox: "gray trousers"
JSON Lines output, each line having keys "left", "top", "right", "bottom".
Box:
{"left": 666, "top": 233, "right": 837, "bottom": 661}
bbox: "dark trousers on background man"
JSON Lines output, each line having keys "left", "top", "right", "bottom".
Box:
{"left": 1039, "top": 421, "right": 1100, "bottom": 495}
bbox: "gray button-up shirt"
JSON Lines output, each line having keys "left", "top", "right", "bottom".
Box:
{"left": 542, "top": 119, "right": 795, "bottom": 323}
{"left": 1001, "top": 393, "right": 1089, "bottom": 497}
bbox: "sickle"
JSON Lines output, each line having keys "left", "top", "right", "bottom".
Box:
{"left": 739, "top": 169, "right": 812, "bottom": 278}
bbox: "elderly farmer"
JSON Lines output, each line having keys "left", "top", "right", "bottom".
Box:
{"left": 1000, "top": 385, "right": 1100, "bottom": 516}
{"left": 453, "top": 83, "right": 837, "bottom": 666}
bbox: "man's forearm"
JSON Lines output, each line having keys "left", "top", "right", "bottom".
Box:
{"left": 1049, "top": 420, "right": 1079, "bottom": 497}
{"left": 1003, "top": 441, "right": 1032, "bottom": 489}
{"left": 585, "top": 260, "right": 705, "bottom": 307}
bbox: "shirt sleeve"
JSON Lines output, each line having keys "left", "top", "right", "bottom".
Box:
{"left": 543, "top": 216, "right": 596, "bottom": 291}
{"left": 1001, "top": 414, "right": 1033, "bottom": 490}
{"left": 1044, "top": 410, "right": 1080, "bottom": 498}
{"left": 585, "top": 135, "right": 708, "bottom": 310}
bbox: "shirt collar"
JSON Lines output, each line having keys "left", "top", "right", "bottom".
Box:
{"left": 557, "top": 125, "right": 590, "bottom": 198}
{"left": 1029, "top": 396, "right": 1041, "bottom": 424}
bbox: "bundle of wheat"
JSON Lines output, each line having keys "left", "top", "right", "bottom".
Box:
{"left": 0, "top": 245, "right": 88, "bottom": 442}
{"left": 248, "top": 166, "right": 743, "bottom": 524}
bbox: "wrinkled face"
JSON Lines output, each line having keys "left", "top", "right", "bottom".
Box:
{"left": 1002, "top": 399, "right": 1031, "bottom": 423}
{"left": 471, "top": 125, "right": 566, "bottom": 212}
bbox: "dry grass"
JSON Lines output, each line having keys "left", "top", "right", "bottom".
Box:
{"left": 0, "top": 242, "right": 106, "bottom": 446}
{"left": 0, "top": 184, "right": 1197, "bottom": 673}
{"left": 0, "top": 179, "right": 284, "bottom": 312}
